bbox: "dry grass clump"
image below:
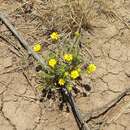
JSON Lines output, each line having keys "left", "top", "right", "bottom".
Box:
{"left": 30, "top": 0, "right": 99, "bottom": 33}
{"left": 1, "top": 0, "right": 114, "bottom": 38}
{"left": 1, "top": 0, "right": 119, "bottom": 35}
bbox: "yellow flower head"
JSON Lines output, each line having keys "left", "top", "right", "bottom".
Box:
{"left": 64, "top": 54, "right": 73, "bottom": 62}
{"left": 70, "top": 70, "right": 79, "bottom": 79}
{"left": 48, "top": 59, "right": 57, "bottom": 68}
{"left": 33, "top": 43, "right": 42, "bottom": 52}
{"left": 87, "top": 64, "right": 96, "bottom": 74}
{"left": 74, "top": 31, "right": 80, "bottom": 37}
{"left": 50, "top": 32, "right": 60, "bottom": 41}
{"left": 67, "top": 84, "right": 73, "bottom": 92}
{"left": 58, "top": 78, "right": 65, "bottom": 86}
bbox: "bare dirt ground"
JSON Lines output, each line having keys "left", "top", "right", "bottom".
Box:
{"left": 0, "top": 0, "right": 130, "bottom": 130}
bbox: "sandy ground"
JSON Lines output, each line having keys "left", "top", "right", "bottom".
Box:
{"left": 0, "top": 0, "right": 130, "bottom": 130}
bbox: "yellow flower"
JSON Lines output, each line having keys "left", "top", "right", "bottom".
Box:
{"left": 58, "top": 78, "right": 65, "bottom": 86}
{"left": 67, "top": 84, "right": 73, "bottom": 92}
{"left": 50, "top": 32, "right": 60, "bottom": 41}
{"left": 48, "top": 59, "right": 57, "bottom": 68}
{"left": 70, "top": 70, "right": 79, "bottom": 79}
{"left": 33, "top": 43, "right": 42, "bottom": 52}
{"left": 74, "top": 31, "right": 80, "bottom": 37}
{"left": 87, "top": 64, "right": 96, "bottom": 74}
{"left": 64, "top": 54, "right": 73, "bottom": 62}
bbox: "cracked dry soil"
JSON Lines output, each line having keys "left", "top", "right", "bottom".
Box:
{"left": 1, "top": 0, "right": 130, "bottom": 130}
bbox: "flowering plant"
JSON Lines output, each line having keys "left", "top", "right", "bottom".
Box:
{"left": 35, "top": 31, "right": 96, "bottom": 106}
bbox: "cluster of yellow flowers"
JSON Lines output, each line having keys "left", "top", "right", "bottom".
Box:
{"left": 33, "top": 32, "right": 60, "bottom": 52}
{"left": 57, "top": 63, "right": 96, "bottom": 87}
{"left": 33, "top": 31, "right": 79, "bottom": 52}
{"left": 58, "top": 69, "right": 80, "bottom": 86}
{"left": 48, "top": 53, "right": 74, "bottom": 69}
{"left": 33, "top": 32, "right": 97, "bottom": 93}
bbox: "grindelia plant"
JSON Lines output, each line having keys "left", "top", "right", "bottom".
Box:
{"left": 34, "top": 31, "right": 96, "bottom": 108}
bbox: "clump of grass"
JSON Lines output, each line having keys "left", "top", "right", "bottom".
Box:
{"left": 67, "top": 0, "right": 95, "bottom": 31}
{"left": 30, "top": 0, "right": 96, "bottom": 34}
